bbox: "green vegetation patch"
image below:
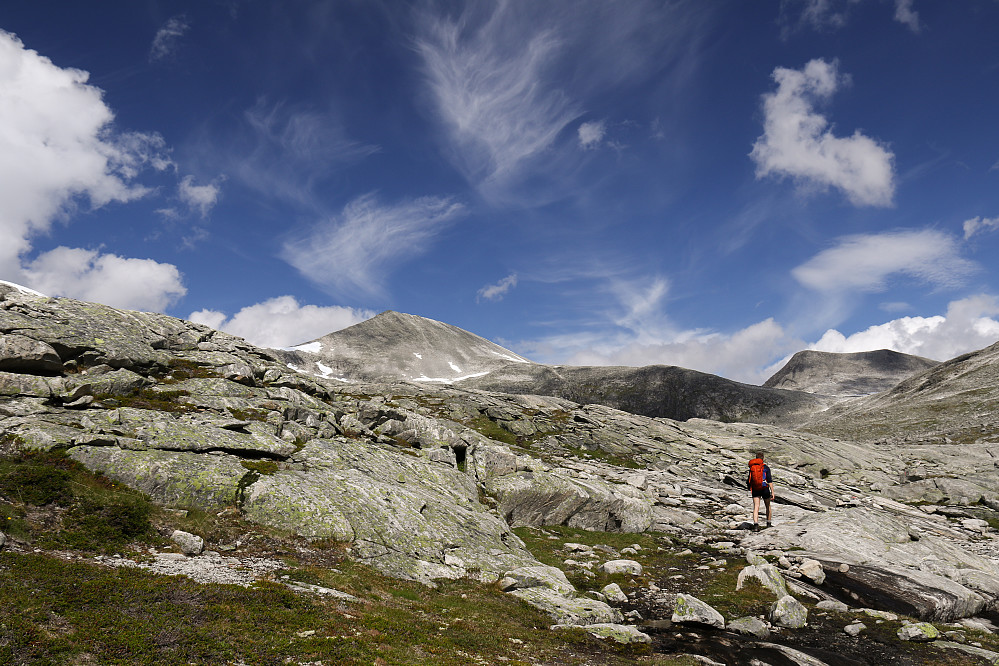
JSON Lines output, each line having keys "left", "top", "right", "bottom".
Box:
{"left": 467, "top": 415, "right": 518, "bottom": 446}
{"left": 96, "top": 388, "right": 194, "bottom": 414}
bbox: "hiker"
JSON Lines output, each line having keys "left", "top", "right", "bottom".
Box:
{"left": 747, "top": 452, "right": 774, "bottom": 530}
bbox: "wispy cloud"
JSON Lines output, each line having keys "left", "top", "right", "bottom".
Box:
{"left": 963, "top": 215, "right": 999, "bottom": 240}
{"left": 190, "top": 295, "right": 374, "bottom": 348}
{"left": 751, "top": 58, "right": 895, "bottom": 207}
{"left": 415, "top": 4, "right": 581, "bottom": 195}
{"left": 150, "top": 16, "right": 189, "bottom": 62}
{"left": 792, "top": 229, "right": 975, "bottom": 293}
{"left": 477, "top": 273, "right": 518, "bottom": 302}
{"left": 779, "top": 0, "right": 921, "bottom": 35}
{"left": 281, "top": 193, "right": 465, "bottom": 298}
{"left": 178, "top": 175, "right": 223, "bottom": 218}
{"left": 577, "top": 121, "right": 606, "bottom": 149}
{"left": 0, "top": 29, "right": 184, "bottom": 310}
{"left": 893, "top": 0, "right": 921, "bottom": 33}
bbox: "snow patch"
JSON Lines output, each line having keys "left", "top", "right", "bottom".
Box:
{"left": 316, "top": 361, "right": 334, "bottom": 377}
{"left": 0, "top": 280, "right": 46, "bottom": 297}
{"left": 413, "top": 352, "right": 423, "bottom": 359}
{"left": 448, "top": 361, "right": 462, "bottom": 373}
{"left": 290, "top": 341, "right": 322, "bottom": 354}
{"left": 412, "top": 371, "right": 489, "bottom": 384}
{"left": 491, "top": 350, "right": 530, "bottom": 364}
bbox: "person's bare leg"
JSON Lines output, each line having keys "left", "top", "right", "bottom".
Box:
{"left": 752, "top": 496, "right": 761, "bottom": 525}
{"left": 764, "top": 497, "right": 772, "bottom": 525}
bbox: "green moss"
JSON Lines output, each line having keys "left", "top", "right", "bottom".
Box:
{"left": 240, "top": 460, "right": 279, "bottom": 476}
{"left": 96, "top": 389, "right": 193, "bottom": 414}
{"left": 467, "top": 416, "right": 518, "bottom": 446}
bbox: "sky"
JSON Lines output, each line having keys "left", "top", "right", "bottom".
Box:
{"left": 2, "top": 0, "right": 999, "bottom": 385}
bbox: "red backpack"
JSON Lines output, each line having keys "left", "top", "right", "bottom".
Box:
{"left": 748, "top": 458, "right": 766, "bottom": 491}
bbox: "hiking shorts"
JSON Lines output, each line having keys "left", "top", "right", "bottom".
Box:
{"left": 751, "top": 487, "right": 773, "bottom": 499}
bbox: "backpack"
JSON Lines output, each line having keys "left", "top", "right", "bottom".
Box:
{"left": 748, "top": 458, "right": 767, "bottom": 492}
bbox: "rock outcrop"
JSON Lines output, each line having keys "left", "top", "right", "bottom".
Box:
{"left": 764, "top": 349, "right": 939, "bottom": 398}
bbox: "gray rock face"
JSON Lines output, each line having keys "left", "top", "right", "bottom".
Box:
{"left": 0, "top": 334, "right": 62, "bottom": 374}
{"left": 672, "top": 593, "right": 725, "bottom": 628}
{"left": 728, "top": 616, "right": 770, "bottom": 638}
{"left": 553, "top": 623, "right": 651, "bottom": 644}
{"left": 737, "top": 562, "right": 791, "bottom": 598}
{"left": 764, "top": 349, "right": 938, "bottom": 398}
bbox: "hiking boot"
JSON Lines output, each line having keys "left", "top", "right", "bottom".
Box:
{"left": 752, "top": 523, "right": 760, "bottom": 532}
{"left": 766, "top": 522, "right": 773, "bottom": 528}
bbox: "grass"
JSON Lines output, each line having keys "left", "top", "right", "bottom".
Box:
{"left": 95, "top": 388, "right": 194, "bottom": 414}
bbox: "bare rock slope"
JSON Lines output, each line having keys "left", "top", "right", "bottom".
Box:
{"left": 764, "top": 349, "right": 939, "bottom": 398}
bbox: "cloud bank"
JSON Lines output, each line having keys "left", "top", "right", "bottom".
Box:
{"left": 750, "top": 58, "right": 895, "bottom": 207}
{"left": 0, "top": 29, "right": 183, "bottom": 311}
{"left": 189, "top": 296, "right": 374, "bottom": 349}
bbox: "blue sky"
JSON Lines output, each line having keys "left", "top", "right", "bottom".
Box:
{"left": 2, "top": 0, "right": 999, "bottom": 383}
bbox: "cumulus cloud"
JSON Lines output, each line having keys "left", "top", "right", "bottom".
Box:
{"left": 750, "top": 58, "right": 895, "bottom": 207}
{"left": 0, "top": 30, "right": 184, "bottom": 309}
{"left": 963, "top": 215, "right": 999, "bottom": 240}
{"left": 477, "top": 273, "right": 518, "bottom": 302}
{"left": 281, "top": 193, "right": 465, "bottom": 298}
{"left": 415, "top": 4, "right": 581, "bottom": 193}
{"left": 189, "top": 296, "right": 374, "bottom": 348}
{"left": 150, "top": 16, "right": 189, "bottom": 62}
{"left": 23, "top": 247, "right": 185, "bottom": 311}
{"left": 792, "top": 229, "right": 975, "bottom": 292}
{"left": 893, "top": 0, "right": 921, "bottom": 32}
{"left": 578, "top": 121, "right": 606, "bottom": 149}
{"left": 809, "top": 294, "right": 999, "bottom": 361}
{"left": 178, "top": 175, "right": 222, "bottom": 217}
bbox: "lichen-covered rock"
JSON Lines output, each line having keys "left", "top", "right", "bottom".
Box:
{"left": 0, "top": 531, "right": 6, "bottom": 550}
{"left": 797, "top": 558, "right": 826, "bottom": 585}
{"left": 816, "top": 599, "right": 849, "bottom": 612}
{"left": 728, "top": 616, "right": 770, "bottom": 638}
{"left": 844, "top": 622, "right": 866, "bottom": 636}
{"left": 67, "top": 445, "right": 247, "bottom": 509}
{"left": 737, "top": 563, "right": 791, "bottom": 598}
{"left": 601, "top": 582, "right": 628, "bottom": 604}
{"left": 553, "top": 623, "right": 651, "bottom": 644}
{"left": 898, "top": 622, "right": 940, "bottom": 642}
{"left": 672, "top": 593, "right": 725, "bottom": 628}
{"left": 509, "top": 587, "right": 623, "bottom": 626}
{"left": 501, "top": 565, "right": 576, "bottom": 595}
{"left": 770, "top": 594, "right": 807, "bottom": 628}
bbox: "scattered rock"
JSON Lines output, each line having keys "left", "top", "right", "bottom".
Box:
{"left": 737, "top": 562, "right": 791, "bottom": 598}
{"left": 170, "top": 530, "right": 205, "bottom": 556}
{"left": 898, "top": 622, "right": 940, "bottom": 642}
{"left": 770, "top": 595, "right": 807, "bottom": 628}
{"left": 599, "top": 559, "right": 643, "bottom": 576}
{"left": 797, "top": 559, "right": 826, "bottom": 585}
{"left": 816, "top": 599, "right": 849, "bottom": 612}
{"left": 727, "top": 616, "right": 770, "bottom": 638}
{"left": 671, "top": 593, "right": 725, "bottom": 629}
{"left": 553, "top": 622, "right": 652, "bottom": 644}
{"left": 844, "top": 622, "right": 866, "bottom": 636}
{"left": 601, "top": 582, "right": 628, "bottom": 604}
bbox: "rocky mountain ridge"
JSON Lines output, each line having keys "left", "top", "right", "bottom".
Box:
{"left": 3, "top": 284, "right": 999, "bottom": 664}
{"left": 764, "top": 348, "right": 940, "bottom": 398}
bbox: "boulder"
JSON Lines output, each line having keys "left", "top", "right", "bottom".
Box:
{"left": 553, "top": 623, "right": 651, "bottom": 644}
{"left": 0, "top": 334, "right": 62, "bottom": 374}
{"left": 898, "top": 622, "right": 939, "bottom": 642}
{"left": 601, "top": 583, "right": 628, "bottom": 604}
{"left": 816, "top": 599, "right": 849, "bottom": 612}
{"left": 737, "top": 563, "right": 791, "bottom": 598}
{"left": 798, "top": 559, "right": 826, "bottom": 585}
{"left": 672, "top": 593, "right": 725, "bottom": 629}
{"left": 770, "top": 595, "right": 807, "bottom": 628}
{"left": 509, "top": 587, "right": 623, "bottom": 626}
{"left": 170, "top": 530, "right": 205, "bottom": 555}
{"left": 599, "top": 559, "right": 643, "bottom": 576}
{"left": 844, "top": 622, "right": 866, "bottom": 636}
{"left": 727, "top": 616, "right": 770, "bottom": 638}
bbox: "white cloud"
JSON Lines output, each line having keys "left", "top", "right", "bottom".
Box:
{"left": 893, "top": 0, "right": 921, "bottom": 33}
{"left": 178, "top": 175, "right": 222, "bottom": 217}
{"left": 809, "top": 294, "right": 999, "bottom": 361}
{"left": 477, "top": 273, "right": 518, "bottom": 302}
{"left": 792, "top": 229, "right": 975, "bottom": 292}
{"left": 415, "top": 4, "right": 581, "bottom": 193}
{"left": 750, "top": 58, "right": 895, "bottom": 207}
{"left": 963, "top": 215, "right": 999, "bottom": 240}
{"left": 0, "top": 29, "right": 183, "bottom": 307}
{"left": 150, "top": 16, "right": 189, "bottom": 62}
{"left": 189, "top": 296, "right": 374, "bottom": 349}
{"left": 23, "top": 247, "right": 185, "bottom": 311}
{"left": 281, "top": 193, "right": 465, "bottom": 298}
{"left": 578, "top": 121, "right": 606, "bottom": 149}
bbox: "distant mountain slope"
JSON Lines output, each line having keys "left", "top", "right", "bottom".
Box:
{"left": 276, "top": 311, "right": 533, "bottom": 384}
{"left": 459, "top": 363, "right": 825, "bottom": 424}
{"left": 764, "top": 349, "right": 939, "bottom": 398}
{"left": 798, "top": 339, "right": 999, "bottom": 445}
{"left": 277, "top": 311, "right": 825, "bottom": 423}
